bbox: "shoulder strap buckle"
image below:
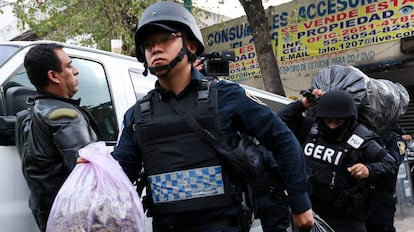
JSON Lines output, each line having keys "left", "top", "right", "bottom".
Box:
{"left": 197, "top": 79, "right": 211, "bottom": 103}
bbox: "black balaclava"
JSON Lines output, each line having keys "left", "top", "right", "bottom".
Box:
{"left": 318, "top": 118, "right": 355, "bottom": 142}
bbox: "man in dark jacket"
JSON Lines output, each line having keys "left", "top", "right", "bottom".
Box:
{"left": 112, "top": 2, "right": 314, "bottom": 231}
{"left": 278, "top": 89, "right": 398, "bottom": 232}
{"left": 15, "top": 43, "right": 99, "bottom": 231}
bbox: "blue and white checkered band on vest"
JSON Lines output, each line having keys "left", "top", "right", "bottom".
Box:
{"left": 148, "top": 166, "right": 224, "bottom": 203}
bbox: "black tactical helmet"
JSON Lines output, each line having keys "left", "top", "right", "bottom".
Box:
{"left": 135, "top": 1, "right": 204, "bottom": 63}
{"left": 315, "top": 90, "right": 358, "bottom": 119}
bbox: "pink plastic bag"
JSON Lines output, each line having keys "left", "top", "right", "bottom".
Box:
{"left": 46, "top": 142, "right": 145, "bottom": 232}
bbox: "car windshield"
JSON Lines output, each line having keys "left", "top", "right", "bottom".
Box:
{"left": 0, "top": 45, "right": 21, "bottom": 68}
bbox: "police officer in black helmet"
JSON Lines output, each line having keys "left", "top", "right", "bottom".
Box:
{"left": 112, "top": 1, "right": 314, "bottom": 231}
{"left": 278, "top": 89, "right": 398, "bottom": 232}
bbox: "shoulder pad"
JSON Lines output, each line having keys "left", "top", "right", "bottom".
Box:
{"left": 353, "top": 123, "right": 377, "bottom": 140}
{"left": 346, "top": 123, "right": 378, "bottom": 149}
{"left": 48, "top": 108, "right": 78, "bottom": 120}
{"left": 141, "top": 90, "right": 155, "bottom": 102}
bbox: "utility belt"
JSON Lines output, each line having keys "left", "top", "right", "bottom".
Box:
{"left": 149, "top": 194, "right": 238, "bottom": 216}
{"left": 310, "top": 180, "right": 368, "bottom": 219}
{"left": 151, "top": 207, "right": 251, "bottom": 232}
{"left": 249, "top": 165, "right": 285, "bottom": 197}
{"left": 254, "top": 184, "right": 286, "bottom": 198}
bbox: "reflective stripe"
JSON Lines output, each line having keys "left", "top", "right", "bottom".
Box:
{"left": 148, "top": 165, "right": 224, "bottom": 203}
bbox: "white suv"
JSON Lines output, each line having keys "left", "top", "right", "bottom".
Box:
{"left": 0, "top": 40, "right": 292, "bottom": 231}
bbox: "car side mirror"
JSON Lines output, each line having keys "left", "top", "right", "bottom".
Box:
{"left": 0, "top": 116, "right": 16, "bottom": 145}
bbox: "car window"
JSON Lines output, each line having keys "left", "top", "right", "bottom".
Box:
{"left": 3, "top": 58, "right": 118, "bottom": 142}
{"left": 129, "top": 68, "right": 157, "bottom": 99}
{"left": 0, "top": 45, "right": 20, "bottom": 68}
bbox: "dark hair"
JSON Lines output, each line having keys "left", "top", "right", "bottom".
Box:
{"left": 24, "top": 43, "right": 64, "bottom": 90}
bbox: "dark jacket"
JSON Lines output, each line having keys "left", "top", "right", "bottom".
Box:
{"left": 16, "top": 92, "right": 98, "bottom": 231}
{"left": 278, "top": 100, "right": 398, "bottom": 219}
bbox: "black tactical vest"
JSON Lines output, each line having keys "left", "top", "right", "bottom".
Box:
{"left": 133, "top": 79, "right": 239, "bottom": 216}
{"left": 304, "top": 123, "right": 373, "bottom": 204}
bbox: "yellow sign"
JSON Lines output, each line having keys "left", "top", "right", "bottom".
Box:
{"left": 227, "top": 44, "right": 261, "bottom": 81}
{"left": 278, "top": 0, "right": 414, "bottom": 62}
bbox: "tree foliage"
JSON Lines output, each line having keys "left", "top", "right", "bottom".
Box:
{"left": 13, "top": 0, "right": 286, "bottom": 95}
{"left": 13, "top": 0, "right": 154, "bottom": 56}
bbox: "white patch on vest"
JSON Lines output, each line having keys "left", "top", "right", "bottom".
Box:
{"left": 304, "top": 143, "right": 343, "bottom": 165}
{"left": 347, "top": 134, "right": 364, "bottom": 149}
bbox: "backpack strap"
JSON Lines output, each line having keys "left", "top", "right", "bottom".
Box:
{"left": 133, "top": 90, "right": 155, "bottom": 131}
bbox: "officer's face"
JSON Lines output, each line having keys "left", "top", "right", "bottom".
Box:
{"left": 143, "top": 32, "right": 183, "bottom": 67}
{"left": 324, "top": 118, "right": 345, "bottom": 129}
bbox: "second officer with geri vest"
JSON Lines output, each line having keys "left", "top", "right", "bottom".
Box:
{"left": 278, "top": 89, "right": 398, "bottom": 232}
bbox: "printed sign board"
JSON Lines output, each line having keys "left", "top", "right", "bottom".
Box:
{"left": 201, "top": 0, "right": 414, "bottom": 97}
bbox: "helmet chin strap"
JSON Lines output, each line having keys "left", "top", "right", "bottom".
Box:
{"left": 147, "top": 48, "right": 186, "bottom": 78}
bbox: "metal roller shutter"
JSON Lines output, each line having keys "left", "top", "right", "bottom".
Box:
{"left": 398, "top": 86, "right": 414, "bottom": 136}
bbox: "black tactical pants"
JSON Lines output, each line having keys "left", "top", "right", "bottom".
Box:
{"left": 366, "top": 194, "right": 396, "bottom": 232}
{"left": 152, "top": 210, "right": 240, "bottom": 232}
